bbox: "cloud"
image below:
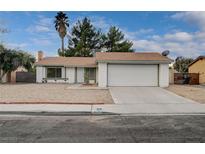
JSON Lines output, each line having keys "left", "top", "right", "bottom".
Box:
{"left": 137, "top": 28, "right": 154, "bottom": 34}
{"left": 122, "top": 28, "right": 154, "bottom": 40}
{"left": 5, "top": 43, "right": 28, "bottom": 49}
{"left": 30, "top": 38, "right": 52, "bottom": 46}
{"left": 171, "top": 12, "right": 205, "bottom": 31}
{"left": 131, "top": 31, "right": 205, "bottom": 59}
{"left": 164, "top": 32, "right": 193, "bottom": 42}
{"left": 90, "top": 16, "right": 112, "bottom": 31}
{"left": 25, "top": 15, "right": 58, "bottom": 48}
{"left": 0, "top": 19, "right": 9, "bottom": 34}
{"left": 26, "top": 16, "right": 54, "bottom": 33}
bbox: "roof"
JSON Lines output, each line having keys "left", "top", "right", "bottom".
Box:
{"left": 96, "top": 52, "right": 172, "bottom": 63}
{"left": 35, "top": 57, "right": 96, "bottom": 67}
{"left": 35, "top": 52, "right": 173, "bottom": 67}
{"left": 189, "top": 56, "right": 205, "bottom": 67}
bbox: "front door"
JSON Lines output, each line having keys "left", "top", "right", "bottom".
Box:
{"left": 84, "top": 68, "right": 96, "bottom": 84}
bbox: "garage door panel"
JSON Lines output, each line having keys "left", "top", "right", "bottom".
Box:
{"left": 108, "top": 64, "right": 158, "bottom": 86}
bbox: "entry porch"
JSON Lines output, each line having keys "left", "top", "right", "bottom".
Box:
{"left": 36, "top": 66, "right": 98, "bottom": 84}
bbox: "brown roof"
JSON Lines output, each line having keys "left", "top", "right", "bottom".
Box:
{"left": 189, "top": 56, "right": 205, "bottom": 67}
{"left": 35, "top": 57, "right": 96, "bottom": 67}
{"left": 96, "top": 52, "right": 172, "bottom": 62}
{"left": 35, "top": 52, "right": 172, "bottom": 67}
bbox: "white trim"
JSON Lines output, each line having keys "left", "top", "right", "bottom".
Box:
{"left": 97, "top": 60, "right": 171, "bottom": 64}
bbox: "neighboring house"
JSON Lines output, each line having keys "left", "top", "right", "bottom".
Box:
{"left": 0, "top": 69, "right": 7, "bottom": 83}
{"left": 0, "top": 67, "right": 27, "bottom": 83}
{"left": 188, "top": 56, "right": 205, "bottom": 84}
{"left": 35, "top": 51, "right": 172, "bottom": 87}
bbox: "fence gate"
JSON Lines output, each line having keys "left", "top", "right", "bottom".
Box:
{"left": 16, "top": 72, "right": 36, "bottom": 83}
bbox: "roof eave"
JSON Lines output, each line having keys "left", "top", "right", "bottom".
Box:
{"left": 188, "top": 56, "right": 205, "bottom": 67}
{"left": 35, "top": 64, "right": 97, "bottom": 68}
{"left": 96, "top": 60, "right": 172, "bottom": 64}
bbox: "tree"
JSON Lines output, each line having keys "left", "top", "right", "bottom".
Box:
{"left": 60, "top": 17, "right": 103, "bottom": 57}
{"left": 54, "top": 11, "right": 69, "bottom": 56}
{"left": 103, "top": 26, "right": 134, "bottom": 52}
{"left": 173, "top": 56, "right": 194, "bottom": 73}
{"left": 0, "top": 44, "right": 35, "bottom": 82}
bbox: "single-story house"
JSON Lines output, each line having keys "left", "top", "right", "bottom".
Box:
{"left": 188, "top": 56, "right": 205, "bottom": 84}
{"left": 35, "top": 51, "right": 172, "bottom": 87}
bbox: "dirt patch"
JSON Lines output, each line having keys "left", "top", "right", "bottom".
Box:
{"left": 0, "top": 84, "right": 114, "bottom": 104}
{"left": 165, "top": 85, "right": 205, "bottom": 104}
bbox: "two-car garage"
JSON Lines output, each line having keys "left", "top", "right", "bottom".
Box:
{"left": 107, "top": 64, "right": 159, "bottom": 87}
{"left": 96, "top": 52, "right": 171, "bottom": 88}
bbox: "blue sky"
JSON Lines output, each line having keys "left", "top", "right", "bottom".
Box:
{"left": 0, "top": 11, "right": 205, "bottom": 58}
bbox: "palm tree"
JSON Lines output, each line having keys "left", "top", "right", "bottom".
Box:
{"left": 54, "top": 11, "right": 69, "bottom": 56}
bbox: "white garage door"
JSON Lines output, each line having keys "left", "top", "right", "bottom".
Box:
{"left": 108, "top": 64, "right": 158, "bottom": 86}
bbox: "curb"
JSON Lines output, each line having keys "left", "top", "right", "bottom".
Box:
{"left": 0, "top": 111, "right": 205, "bottom": 116}
{"left": 0, "top": 111, "right": 119, "bottom": 116}
{"left": 0, "top": 102, "right": 105, "bottom": 105}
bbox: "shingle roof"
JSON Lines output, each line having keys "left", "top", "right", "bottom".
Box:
{"left": 35, "top": 57, "right": 96, "bottom": 67}
{"left": 35, "top": 52, "right": 172, "bottom": 67}
{"left": 96, "top": 52, "right": 172, "bottom": 62}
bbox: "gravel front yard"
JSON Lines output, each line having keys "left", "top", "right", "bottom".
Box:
{"left": 0, "top": 84, "right": 114, "bottom": 104}
{"left": 166, "top": 85, "right": 205, "bottom": 104}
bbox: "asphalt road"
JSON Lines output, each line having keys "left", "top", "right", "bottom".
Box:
{"left": 0, "top": 114, "right": 205, "bottom": 143}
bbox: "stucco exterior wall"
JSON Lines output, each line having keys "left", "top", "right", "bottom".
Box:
{"left": 189, "top": 59, "right": 205, "bottom": 84}
{"left": 98, "top": 63, "right": 107, "bottom": 87}
{"left": 96, "top": 67, "right": 98, "bottom": 83}
{"left": 36, "top": 66, "right": 45, "bottom": 83}
{"left": 61, "top": 67, "right": 65, "bottom": 79}
{"left": 77, "top": 67, "right": 84, "bottom": 83}
{"left": 66, "top": 67, "right": 75, "bottom": 83}
{"left": 169, "top": 68, "right": 174, "bottom": 84}
{"left": 159, "top": 64, "right": 169, "bottom": 87}
{"left": 37, "top": 67, "right": 71, "bottom": 83}
{"left": 0, "top": 70, "right": 7, "bottom": 83}
{"left": 36, "top": 66, "right": 87, "bottom": 83}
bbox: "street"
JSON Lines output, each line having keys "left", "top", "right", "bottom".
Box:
{"left": 0, "top": 114, "right": 205, "bottom": 143}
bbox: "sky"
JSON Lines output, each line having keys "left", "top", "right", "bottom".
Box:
{"left": 0, "top": 11, "right": 205, "bottom": 59}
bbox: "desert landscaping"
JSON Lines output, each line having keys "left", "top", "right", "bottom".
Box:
{"left": 166, "top": 85, "right": 205, "bottom": 104}
{"left": 0, "top": 84, "right": 114, "bottom": 104}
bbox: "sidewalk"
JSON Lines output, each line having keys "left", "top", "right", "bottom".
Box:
{"left": 1, "top": 103, "right": 205, "bottom": 115}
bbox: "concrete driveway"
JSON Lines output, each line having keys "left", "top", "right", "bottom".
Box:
{"left": 94, "top": 87, "right": 205, "bottom": 114}
{"left": 109, "top": 87, "right": 197, "bottom": 104}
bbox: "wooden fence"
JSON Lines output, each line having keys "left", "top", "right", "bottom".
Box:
{"left": 16, "top": 72, "right": 36, "bottom": 83}
{"left": 174, "top": 73, "right": 199, "bottom": 85}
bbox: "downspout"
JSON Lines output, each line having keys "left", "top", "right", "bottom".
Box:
{"left": 75, "top": 67, "right": 77, "bottom": 83}
{"left": 65, "top": 67, "right": 66, "bottom": 82}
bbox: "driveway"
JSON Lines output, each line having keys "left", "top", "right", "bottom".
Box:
{"left": 109, "top": 87, "right": 198, "bottom": 104}
{"left": 96, "top": 87, "right": 205, "bottom": 114}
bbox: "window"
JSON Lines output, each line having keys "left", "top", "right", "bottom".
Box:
{"left": 47, "top": 68, "right": 62, "bottom": 78}
{"left": 85, "top": 68, "right": 96, "bottom": 80}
